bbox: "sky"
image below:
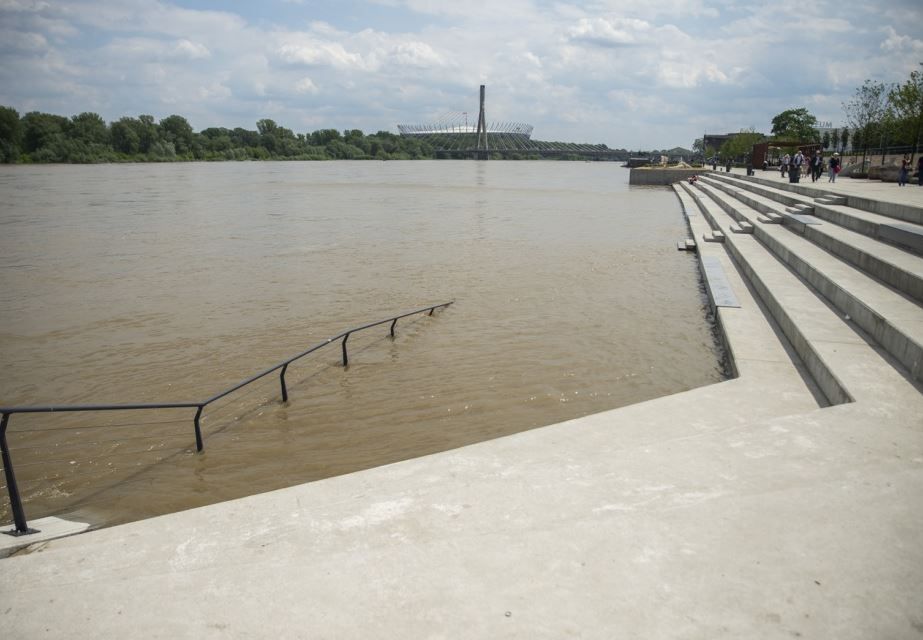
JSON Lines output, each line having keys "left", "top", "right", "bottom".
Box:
{"left": 1, "top": 0, "right": 922, "bottom": 149}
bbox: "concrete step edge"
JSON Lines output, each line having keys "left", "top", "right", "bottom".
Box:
{"left": 726, "top": 172, "right": 923, "bottom": 226}
{"left": 687, "top": 184, "right": 853, "bottom": 404}
{"left": 699, "top": 182, "right": 923, "bottom": 384}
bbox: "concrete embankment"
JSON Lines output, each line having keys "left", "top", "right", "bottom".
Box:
{"left": 628, "top": 166, "right": 704, "bottom": 185}
{"left": 2, "top": 171, "right": 923, "bottom": 639}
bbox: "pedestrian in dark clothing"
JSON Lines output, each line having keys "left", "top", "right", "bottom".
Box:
{"left": 811, "top": 150, "right": 824, "bottom": 182}
{"left": 828, "top": 154, "right": 840, "bottom": 183}
{"left": 899, "top": 154, "right": 910, "bottom": 186}
{"left": 918, "top": 156, "right": 923, "bottom": 186}
{"left": 790, "top": 151, "right": 803, "bottom": 183}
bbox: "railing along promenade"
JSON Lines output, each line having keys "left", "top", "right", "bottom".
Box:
{"left": 1, "top": 302, "right": 454, "bottom": 537}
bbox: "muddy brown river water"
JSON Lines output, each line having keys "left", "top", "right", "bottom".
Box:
{"left": 0, "top": 160, "right": 725, "bottom": 527}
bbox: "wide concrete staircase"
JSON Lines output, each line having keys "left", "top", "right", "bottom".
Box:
{"left": 674, "top": 172, "right": 923, "bottom": 407}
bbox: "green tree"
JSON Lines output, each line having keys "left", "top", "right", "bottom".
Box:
{"left": 311, "top": 129, "right": 341, "bottom": 146}
{"left": 0, "top": 105, "right": 23, "bottom": 162}
{"left": 886, "top": 65, "right": 923, "bottom": 158}
{"left": 111, "top": 117, "right": 141, "bottom": 154}
{"left": 70, "top": 112, "right": 109, "bottom": 146}
{"left": 840, "top": 127, "right": 849, "bottom": 152}
{"left": 822, "top": 131, "right": 830, "bottom": 150}
{"left": 692, "top": 138, "right": 704, "bottom": 154}
{"left": 136, "top": 115, "right": 159, "bottom": 153}
{"left": 770, "top": 107, "right": 819, "bottom": 141}
{"left": 231, "top": 127, "right": 260, "bottom": 148}
{"left": 159, "top": 115, "right": 194, "bottom": 155}
{"left": 843, "top": 80, "right": 887, "bottom": 169}
{"left": 718, "top": 129, "right": 765, "bottom": 163}
{"left": 852, "top": 127, "right": 864, "bottom": 152}
{"left": 21, "top": 111, "right": 69, "bottom": 154}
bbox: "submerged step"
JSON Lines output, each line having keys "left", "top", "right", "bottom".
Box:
{"left": 677, "top": 238, "right": 698, "bottom": 252}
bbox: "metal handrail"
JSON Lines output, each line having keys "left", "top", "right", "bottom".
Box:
{"left": 1, "top": 301, "right": 453, "bottom": 536}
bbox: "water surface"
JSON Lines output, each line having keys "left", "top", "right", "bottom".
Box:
{"left": 0, "top": 161, "right": 725, "bottom": 527}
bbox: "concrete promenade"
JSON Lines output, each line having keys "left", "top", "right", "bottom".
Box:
{"left": 733, "top": 164, "right": 923, "bottom": 208}
{"left": 2, "top": 174, "right": 922, "bottom": 638}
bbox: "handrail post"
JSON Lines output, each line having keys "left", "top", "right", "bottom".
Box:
{"left": 429, "top": 306, "right": 435, "bottom": 316}
{"left": 1, "top": 413, "right": 38, "bottom": 536}
{"left": 193, "top": 406, "right": 204, "bottom": 453}
{"left": 341, "top": 333, "right": 350, "bottom": 367}
{"left": 279, "top": 364, "right": 289, "bottom": 403}
{"left": 390, "top": 318, "right": 397, "bottom": 338}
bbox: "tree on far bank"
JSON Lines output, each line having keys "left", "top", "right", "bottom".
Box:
{"left": 70, "top": 112, "right": 109, "bottom": 146}
{"left": 21, "top": 111, "right": 69, "bottom": 155}
{"left": 159, "top": 115, "right": 194, "bottom": 155}
{"left": 111, "top": 117, "right": 141, "bottom": 154}
{"left": 0, "top": 105, "right": 22, "bottom": 162}
{"left": 770, "top": 108, "right": 819, "bottom": 142}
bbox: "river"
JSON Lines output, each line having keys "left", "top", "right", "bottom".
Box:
{"left": 0, "top": 160, "right": 725, "bottom": 527}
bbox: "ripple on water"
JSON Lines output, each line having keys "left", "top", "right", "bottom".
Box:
{"left": 0, "top": 161, "right": 725, "bottom": 527}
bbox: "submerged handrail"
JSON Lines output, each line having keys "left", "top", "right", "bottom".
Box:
{"left": 0, "top": 301, "right": 453, "bottom": 536}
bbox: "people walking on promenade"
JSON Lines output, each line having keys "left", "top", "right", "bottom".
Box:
{"left": 918, "top": 156, "right": 923, "bottom": 186}
{"left": 899, "top": 154, "right": 910, "bottom": 186}
{"left": 790, "top": 150, "right": 803, "bottom": 183}
{"left": 828, "top": 153, "right": 840, "bottom": 183}
{"left": 811, "top": 150, "right": 824, "bottom": 182}
{"left": 781, "top": 153, "right": 790, "bottom": 177}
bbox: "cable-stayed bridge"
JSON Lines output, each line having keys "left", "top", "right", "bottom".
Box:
{"left": 397, "top": 86, "right": 619, "bottom": 160}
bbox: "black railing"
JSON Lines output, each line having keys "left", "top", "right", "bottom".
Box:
{"left": 0, "top": 302, "right": 453, "bottom": 536}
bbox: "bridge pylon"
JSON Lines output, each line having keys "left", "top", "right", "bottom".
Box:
{"left": 475, "top": 84, "right": 488, "bottom": 160}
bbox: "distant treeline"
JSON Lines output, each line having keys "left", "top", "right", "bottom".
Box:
{"left": 0, "top": 106, "right": 629, "bottom": 163}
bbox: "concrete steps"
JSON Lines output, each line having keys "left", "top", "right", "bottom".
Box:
{"left": 686, "top": 180, "right": 923, "bottom": 391}
{"left": 673, "top": 184, "right": 823, "bottom": 395}
{"left": 709, "top": 172, "right": 923, "bottom": 256}
{"left": 715, "top": 171, "right": 923, "bottom": 225}
{"left": 699, "top": 175, "right": 923, "bottom": 305}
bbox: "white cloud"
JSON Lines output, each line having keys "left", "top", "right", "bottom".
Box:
{"left": 294, "top": 77, "right": 319, "bottom": 94}
{"left": 0, "top": 28, "right": 48, "bottom": 52}
{"left": 275, "top": 40, "right": 369, "bottom": 71}
{"left": 174, "top": 39, "right": 209, "bottom": 60}
{"left": 880, "top": 26, "right": 923, "bottom": 54}
{"left": 389, "top": 41, "right": 445, "bottom": 68}
{"left": 566, "top": 17, "right": 651, "bottom": 47}
{"left": 1, "top": 0, "right": 921, "bottom": 148}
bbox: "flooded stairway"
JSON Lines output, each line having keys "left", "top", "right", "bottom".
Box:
{"left": 676, "top": 172, "right": 923, "bottom": 405}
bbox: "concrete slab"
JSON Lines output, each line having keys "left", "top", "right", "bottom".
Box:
{"left": 786, "top": 214, "right": 823, "bottom": 225}
{"left": 1, "top": 385, "right": 919, "bottom": 639}
{"left": 0, "top": 516, "right": 90, "bottom": 559}
{"left": 701, "top": 256, "right": 740, "bottom": 308}
{"left": 880, "top": 222, "right": 923, "bottom": 254}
